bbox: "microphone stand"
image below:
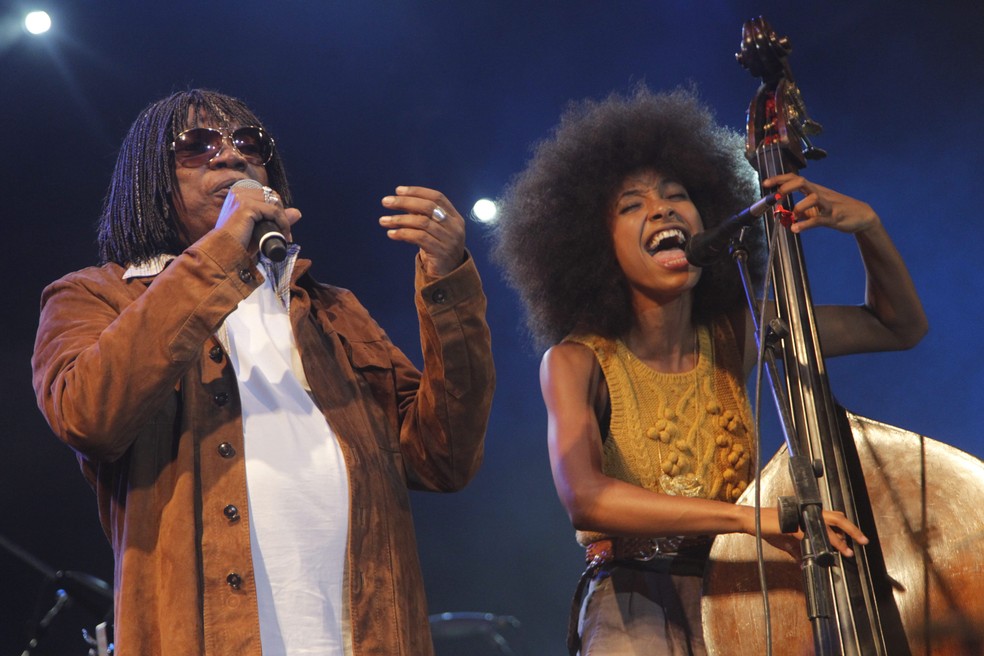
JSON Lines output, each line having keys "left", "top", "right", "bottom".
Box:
{"left": 727, "top": 228, "right": 839, "bottom": 655}
{"left": 0, "top": 532, "right": 113, "bottom": 655}
{"left": 21, "top": 590, "right": 71, "bottom": 656}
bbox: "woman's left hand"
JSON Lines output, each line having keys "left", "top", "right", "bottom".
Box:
{"left": 379, "top": 186, "right": 466, "bottom": 278}
{"left": 762, "top": 173, "right": 879, "bottom": 235}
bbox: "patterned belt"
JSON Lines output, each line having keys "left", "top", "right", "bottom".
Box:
{"left": 584, "top": 535, "right": 712, "bottom": 567}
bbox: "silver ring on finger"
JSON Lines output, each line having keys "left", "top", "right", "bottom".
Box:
{"left": 431, "top": 206, "right": 448, "bottom": 222}
{"left": 262, "top": 186, "right": 279, "bottom": 205}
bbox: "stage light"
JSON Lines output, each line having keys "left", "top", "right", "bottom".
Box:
{"left": 471, "top": 198, "right": 498, "bottom": 224}
{"left": 24, "top": 10, "right": 51, "bottom": 35}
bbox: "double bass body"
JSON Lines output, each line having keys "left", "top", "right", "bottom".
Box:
{"left": 703, "top": 411, "right": 984, "bottom": 654}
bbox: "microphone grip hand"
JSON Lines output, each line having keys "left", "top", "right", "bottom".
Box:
{"left": 229, "top": 178, "right": 291, "bottom": 262}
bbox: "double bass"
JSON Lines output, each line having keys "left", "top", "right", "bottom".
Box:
{"left": 701, "top": 17, "right": 984, "bottom": 655}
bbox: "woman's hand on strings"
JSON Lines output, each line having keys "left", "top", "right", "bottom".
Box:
{"left": 763, "top": 173, "right": 879, "bottom": 235}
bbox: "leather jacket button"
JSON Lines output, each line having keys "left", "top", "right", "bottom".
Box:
{"left": 223, "top": 504, "right": 240, "bottom": 521}
{"left": 430, "top": 288, "right": 447, "bottom": 304}
{"left": 226, "top": 572, "right": 242, "bottom": 589}
{"left": 208, "top": 346, "right": 223, "bottom": 362}
{"left": 217, "top": 442, "right": 236, "bottom": 458}
{"left": 213, "top": 392, "right": 229, "bottom": 406}
{"left": 239, "top": 269, "right": 253, "bottom": 283}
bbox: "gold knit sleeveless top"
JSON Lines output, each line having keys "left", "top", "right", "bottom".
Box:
{"left": 567, "top": 316, "right": 755, "bottom": 547}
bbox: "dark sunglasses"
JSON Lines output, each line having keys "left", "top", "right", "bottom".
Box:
{"left": 170, "top": 126, "right": 275, "bottom": 168}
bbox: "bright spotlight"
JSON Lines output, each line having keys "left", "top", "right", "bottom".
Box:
{"left": 25, "top": 10, "right": 52, "bottom": 35}
{"left": 471, "top": 198, "right": 498, "bottom": 224}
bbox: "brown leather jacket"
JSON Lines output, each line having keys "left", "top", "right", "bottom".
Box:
{"left": 31, "top": 229, "right": 495, "bottom": 655}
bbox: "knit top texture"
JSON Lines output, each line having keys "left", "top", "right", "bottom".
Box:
{"left": 567, "top": 315, "right": 755, "bottom": 547}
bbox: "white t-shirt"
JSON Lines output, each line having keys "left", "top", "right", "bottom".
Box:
{"left": 225, "top": 264, "right": 350, "bottom": 655}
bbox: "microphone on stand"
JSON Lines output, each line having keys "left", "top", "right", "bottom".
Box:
{"left": 230, "top": 178, "right": 288, "bottom": 262}
{"left": 685, "top": 193, "right": 781, "bottom": 267}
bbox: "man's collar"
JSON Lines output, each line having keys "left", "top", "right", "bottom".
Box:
{"left": 123, "top": 254, "right": 177, "bottom": 279}
{"left": 122, "top": 245, "right": 307, "bottom": 284}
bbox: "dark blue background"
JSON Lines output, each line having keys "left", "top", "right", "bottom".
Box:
{"left": 2, "top": 2, "right": 981, "bottom": 653}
